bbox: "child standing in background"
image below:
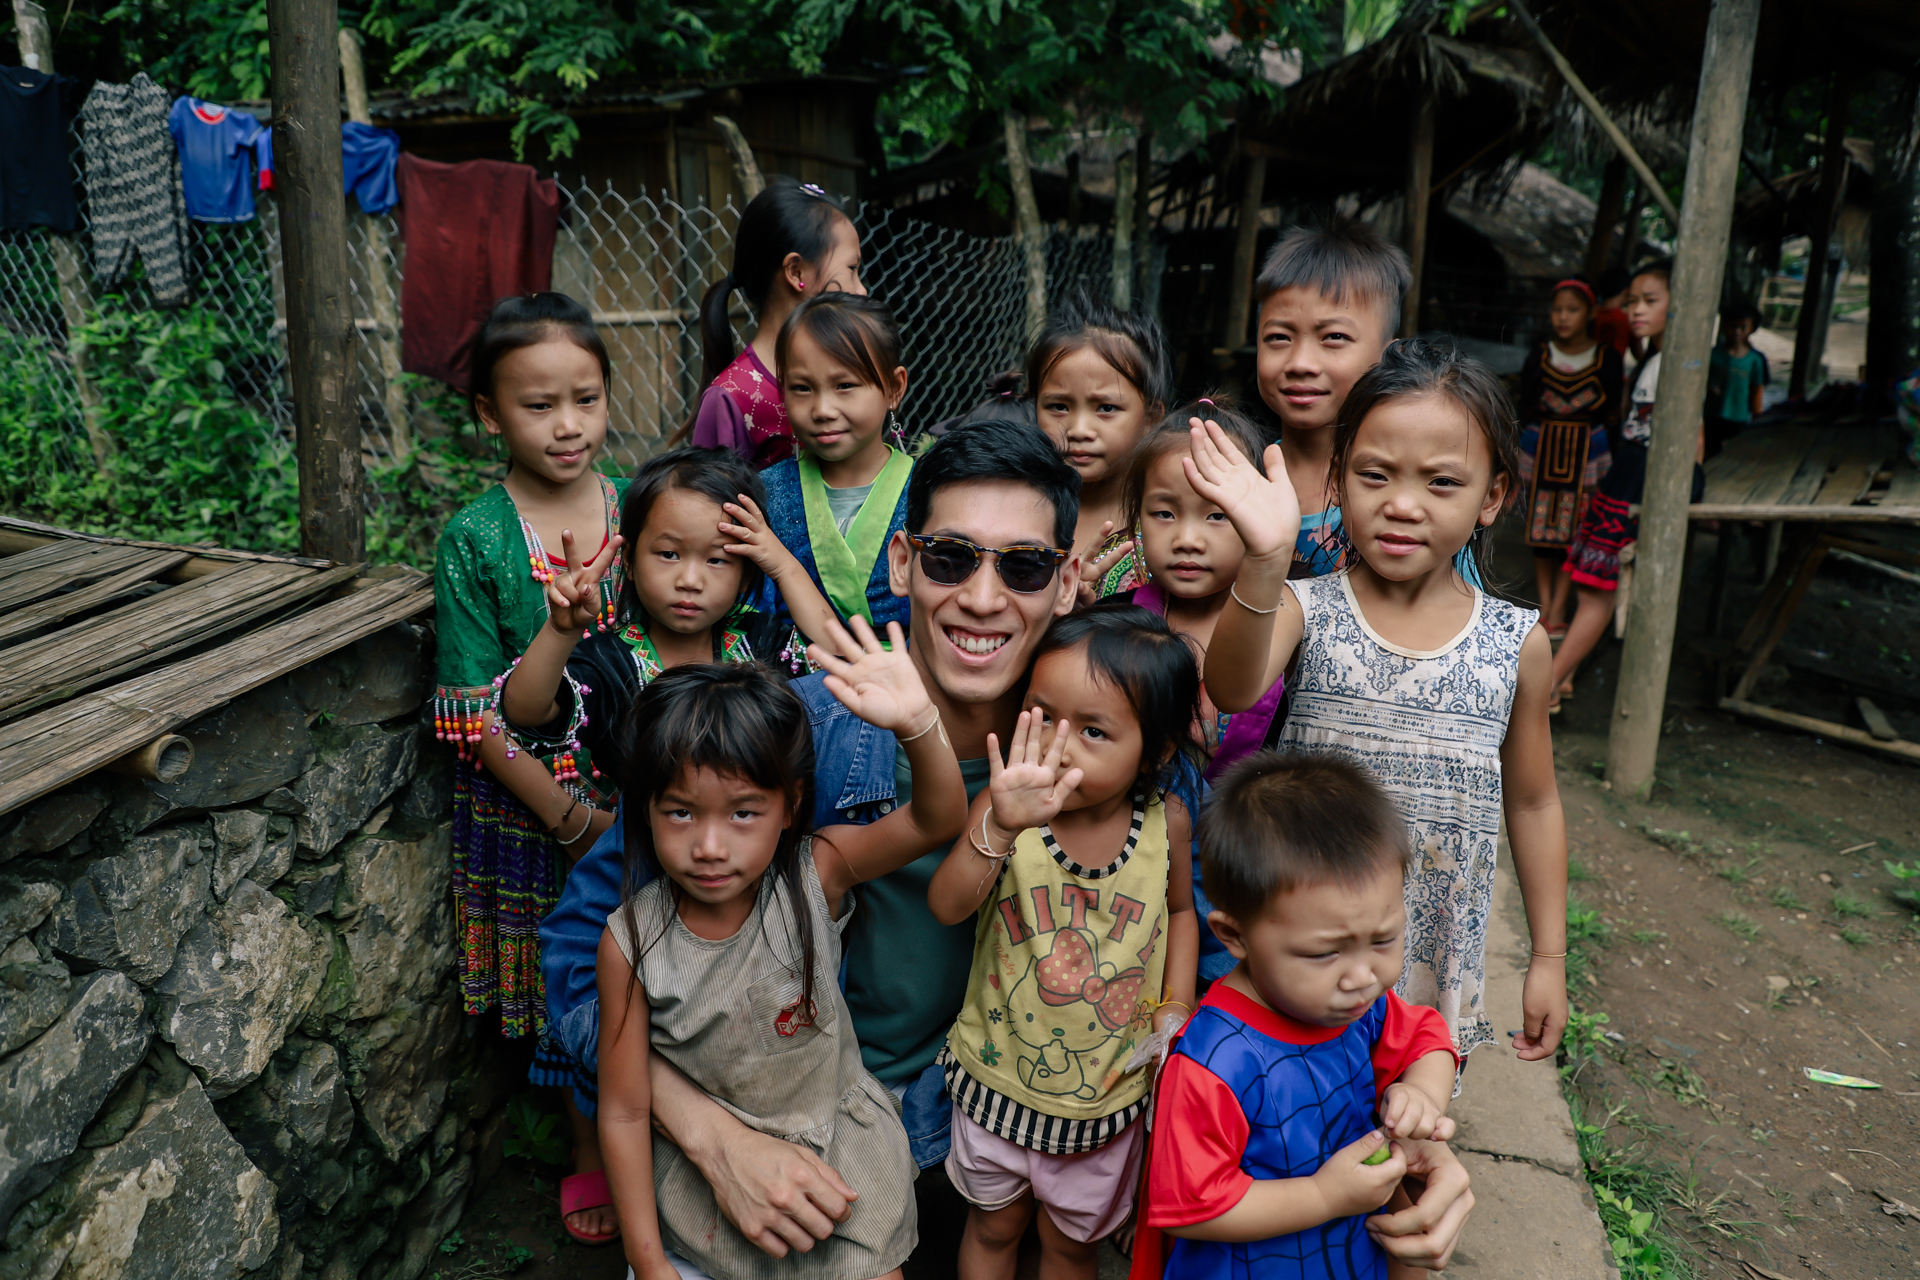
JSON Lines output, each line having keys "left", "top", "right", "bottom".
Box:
{"left": 1196, "top": 338, "right": 1570, "bottom": 1066}
{"left": 1028, "top": 289, "right": 1174, "bottom": 597}
{"left": 1553, "top": 261, "right": 1705, "bottom": 709}
{"left": 758, "top": 293, "right": 915, "bottom": 640}
{"left": 678, "top": 177, "right": 866, "bottom": 467}
{"left": 1705, "top": 300, "right": 1768, "bottom": 459}
{"left": 930, "top": 604, "right": 1200, "bottom": 1280}
{"left": 1514, "top": 279, "right": 1622, "bottom": 639}
{"left": 1131, "top": 754, "right": 1461, "bottom": 1280}
{"left": 1249, "top": 218, "right": 1409, "bottom": 580}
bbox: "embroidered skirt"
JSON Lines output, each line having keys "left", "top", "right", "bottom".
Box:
{"left": 1519, "top": 420, "right": 1610, "bottom": 552}
{"left": 452, "top": 761, "right": 559, "bottom": 1037}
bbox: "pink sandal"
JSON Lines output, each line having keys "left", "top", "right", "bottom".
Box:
{"left": 560, "top": 1169, "right": 620, "bottom": 1245}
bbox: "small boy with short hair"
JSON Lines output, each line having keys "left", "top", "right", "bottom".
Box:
{"left": 1129, "top": 752, "right": 1462, "bottom": 1280}
{"left": 1252, "top": 217, "right": 1411, "bottom": 577}
{"left": 1705, "top": 301, "right": 1768, "bottom": 459}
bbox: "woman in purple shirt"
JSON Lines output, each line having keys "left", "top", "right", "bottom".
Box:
{"left": 676, "top": 177, "right": 867, "bottom": 467}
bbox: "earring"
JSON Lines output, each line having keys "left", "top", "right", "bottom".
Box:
{"left": 885, "top": 406, "right": 904, "bottom": 449}
{"left": 1134, "top": 525, "right": 1150, "bottom": 582}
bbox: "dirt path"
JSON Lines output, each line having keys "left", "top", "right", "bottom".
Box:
{"left": 1549, "top": 675, "right": 1920, "bottom": 1277}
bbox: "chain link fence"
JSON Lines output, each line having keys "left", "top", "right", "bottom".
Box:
{"left": 0, "top": 153, "right": 1114, "bottom": 560}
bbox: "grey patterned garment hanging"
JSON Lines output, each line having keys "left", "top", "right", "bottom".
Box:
{"left": 80, "top": 74, "right": 189, "bottom": 306}
{"left": 1278, "top": 571, "right": 1537, "bottom": 1061}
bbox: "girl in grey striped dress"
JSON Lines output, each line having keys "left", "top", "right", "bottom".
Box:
{"left": 596, "top": 617, "right": 969, "bottom": 1280}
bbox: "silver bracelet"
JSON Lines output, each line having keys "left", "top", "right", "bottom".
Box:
{"left": 1230, "top": 583, "right": 1282, "bottom": 615}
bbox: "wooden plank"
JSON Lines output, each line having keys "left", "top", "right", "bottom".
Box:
{"left": 1857, "top": 698, "right": 1898, "bottom": 742}
{"left": 1720, "top": 697, "right": 1920, "bottom": 764}
{"left": 0, "top": 550, "right": 190, "bottom": 648}
{"left": 0, "top": 574, "right": 432, "bottom": 814}
{"left": 1682, "top": 503, "right": 1920, "bottom": 523}
{"left": 1884, "top": 466, "right": 1920, "bottom": 505}
{"left": 0, "top": 562, "right": 355, "bottom": 721}
{"left": 1774, "top": 440, "right": 1838, "bottom": 506}
{"left": 1701, "top": 426, "right": 1818, "bottom": 506}
{"left": 1810, "top": 440, "right": 1887, "bottom": 507}
{"left": 0, "top": 544, "right": 168, "bottom": 613}
{"left": 0, "top": 514, "right": 336, "bottom": 580}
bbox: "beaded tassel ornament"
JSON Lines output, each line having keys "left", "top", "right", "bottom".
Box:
{"left": 433, "top": 690, "right": 492, "bottom": 762}
{"left": 487, "top": 658, "right": 601, "bottom": 786}
{"left": 518, "top": 509, "right": 620, "bottom": 634}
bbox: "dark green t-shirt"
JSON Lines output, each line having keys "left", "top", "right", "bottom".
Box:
{"left": 839, "top": 747, "right": 992, "bottom": 1083}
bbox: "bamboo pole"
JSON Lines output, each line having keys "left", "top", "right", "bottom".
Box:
{"left": 1789, "top": 79, "right": 1849, "bottom": 400}
{"left": 1220, "top": 150, "right": 1268, "bottom": 349}
{"left": 1605, "top": 0, "right": 1764, "bottom": 798}
{"left": 13, "top": 0, "right": 113, "bottom": 475}
{"left": 1112, "top": 143, "right": 1136, "bottom": 310}
{"left": 1004, "top": 109, "right": 1048, "bottom": 338}
{"left": 1132, "top": 130, "right": 1153, "bottom": 309}
{"left": 1508, "top": 0, "right": 1681, "bottom": 228}
{"left": 338, "top": 28, "right": 411, "bottom": 460}
{"left": 267, "top": 0, "right": 364, "bottom": 563}
{"left": 1401, "top": 96, "right": 1436, "bottom": 339}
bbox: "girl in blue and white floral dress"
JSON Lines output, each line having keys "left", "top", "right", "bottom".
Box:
{"left": 1192, "top": 337, "right": 1573, "bottom": 1069}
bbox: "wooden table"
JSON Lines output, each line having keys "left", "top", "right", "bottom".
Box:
{"left": 1685, "top": 424, "right": 1920, "bottom": 762}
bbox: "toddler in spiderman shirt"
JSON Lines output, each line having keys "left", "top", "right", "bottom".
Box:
{"left": 1131, "top": 752, "right": 1466, "bottom": 1280}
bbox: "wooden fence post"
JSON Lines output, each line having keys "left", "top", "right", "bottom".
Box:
{"left": 1221, "top": 149, "right": 1268, "bottom": 350}
{"left": 267, "top": 0, "right": 364, "bottom": 564}
{"left": 1789, "top": 79, "right": 1849, "bottom": 399}
{"left": 1585, "top": 154, "right": 1629, "bottom": 281}
{"left": 1606, "top": 0, "right": 1763, "bottom": 797}
{"left": 1004, "top": 109, "right": 1047, "bottom": 338}
{"left": 13, "top": 0, "right": 113, "bottom": 475}
{"left": 338, "top": 28, "right": 410, "bottom": 460}
{"left": 1401, "top": 95, "right": 1436, "bottom": 339}
{"left": 1132, "top": 130, "right": 1153, "bottom": 309}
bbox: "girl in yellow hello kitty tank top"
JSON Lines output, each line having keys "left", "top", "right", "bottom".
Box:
{"left": 929, "top": 601, "right": 1201, "bottom": 1280}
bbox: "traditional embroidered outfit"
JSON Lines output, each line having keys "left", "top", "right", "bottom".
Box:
{"left": 939, "top": 796, "right": 1172, "bottom": 1237}
{"left": 1129, "top": 984, "right": 1456, "bottom": 1280}
{"left": 1515, "top": 341, "right": 1621, "bottom": 557}
{"left": 1277, "top": 572, "right": 1535, "bottom": 1056}
{"left": 758, "top": 448, "right": 912, "bottom": 638}
{"left": 432, "top": 478, "right": 624, "bottom": 1037}
{"left": 608, "top": 845, "right": 919, "bottom": 1279}
{"left": 1564, "top": 351, "right": 1705, "bottom": 591}
{"left": 690, "top": 346, "right": 791, "bottom": 467}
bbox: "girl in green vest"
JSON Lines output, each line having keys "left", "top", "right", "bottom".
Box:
{"left": 757, "top": 293, "right": 914, "bottom": 640}
{"left": 929, "top": 602, "right": 1203, "bottom": 1280}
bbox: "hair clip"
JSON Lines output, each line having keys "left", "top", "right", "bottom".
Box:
{"left": 800, "top": 182, "right": 829, "bottom": 198}
{"left": 1198, "top": 397, "right": 1215, "bottom": 408}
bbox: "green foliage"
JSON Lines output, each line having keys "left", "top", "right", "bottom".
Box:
{"left": 0, "top": 298, "right": 300, "bottom": 553}
{"left": 365, "top": 0, "right": 714, "bottom": 159}
{"left": 1569, "top": 1099, "right": 1696, "bottom": 1280}
{"left": 1829, "top": 891, "right": 1872, "bottom": 919}
{"left": 501, "top": 1096, "right": 569, "bottom": 1167}
{"left": 1768, "top": 886, "right": 1806, "bottom": 910}
{"left": 364, "top": 432, "right": 506, "bottom": 570}
{"left": 1715, "top": 911, "right": 1760, "bottom": 940}
{"left": 1838, "top": 925, "right": 1873, "bottom": 947}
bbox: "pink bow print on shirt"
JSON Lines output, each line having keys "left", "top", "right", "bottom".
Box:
{"left": 1034, "top": 930, "right": 1145, "bottom": 1031}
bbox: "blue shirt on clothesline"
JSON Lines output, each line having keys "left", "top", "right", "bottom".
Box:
{"left": 168, "top": 97, "right": 272, "bottom": 223}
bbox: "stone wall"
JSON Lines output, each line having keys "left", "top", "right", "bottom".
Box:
{"left": 0, "top": 621, "right": 509, "bottom": 1280}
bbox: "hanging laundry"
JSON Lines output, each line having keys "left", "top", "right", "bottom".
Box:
{"left": 168, "top": 97, "right": 272, "bottom": 223}
{"left": 395, "top": 154, "right": 560, "bottom": 389}
{"left": 0, "top": 64, "right": 80, "bottom": 232}
{"left": 80, "top": 74, "right": 188, "bottom": 307}
{"left": 341, "top": 121, "right": 399, "bottom": 215}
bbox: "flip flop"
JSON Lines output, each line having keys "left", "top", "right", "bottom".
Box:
{"left": 560, "top": 1168, "right": 620, "bottom": 1245}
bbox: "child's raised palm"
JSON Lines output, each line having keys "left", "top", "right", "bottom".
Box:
{"left": 807, "top": 617, "right": 930, "bottom": 733}
{"left": 1183, "top": 418, "right": 1298, "bottom": 561}
{"left": 987, "top": 710, "right": 1084, "bottom": 832}
{"left": 545, "top": 528, "right": 624, "bottom": 634}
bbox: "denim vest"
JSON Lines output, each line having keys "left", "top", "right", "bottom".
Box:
{"left": 754, "top": 458, "right": 912, "bottom": 636}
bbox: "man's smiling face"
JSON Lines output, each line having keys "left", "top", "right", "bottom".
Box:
{"left": 888, "top": 479, "right": 1079, "bottom": 706}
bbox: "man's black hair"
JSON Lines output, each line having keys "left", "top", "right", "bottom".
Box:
{"left": 906, "top": 418, "right": 1080, "bottom": 549}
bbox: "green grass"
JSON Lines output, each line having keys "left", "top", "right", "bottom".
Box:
{"left": 1839, "top": 926, "right": 1873, "bottom": 947}
{"left": 1768, "top": 886, "right": 1807, "bottom": 911}
{"left": 1566, "top": 1097, "right": 1700, "bottom": 1279}
{"left": 1716, "top": 912, "right": 1761, "bottom": 940}
{"left": 1716, "top": 859, "right": 1760, "bottom": 886}
{"left": 1830, "top": 891, "right": 1872, "bottom": 919}
{"left": 1569, "top": 859, "right": 1599, "bottom": 882}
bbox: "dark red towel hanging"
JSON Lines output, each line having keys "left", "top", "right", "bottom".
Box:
{"left": 395, "top": 154, "right": 561, "bottom": 390}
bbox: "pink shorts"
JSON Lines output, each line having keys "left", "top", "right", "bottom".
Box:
{"left": 943, "top": 1107, "right": 1146, "bottom": 1243}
